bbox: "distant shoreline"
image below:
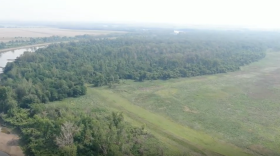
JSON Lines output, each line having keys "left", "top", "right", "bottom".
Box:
{"left": 0, "top": 43, "right": 53, "bottom": 53}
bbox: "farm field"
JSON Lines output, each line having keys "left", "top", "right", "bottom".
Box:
{"left": 0, "top": 28, "right": 123, "bottom": 42}
{"left": 47, "top": 50, "right": 280, "bottom": 156}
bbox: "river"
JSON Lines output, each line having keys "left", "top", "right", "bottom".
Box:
{"left": 0, "top": 46, "right": 45, "bottom": 73}
{"left": 0, "top": 151, "right": 9, "bottom": 156}
{"left": 0, "top": 151, "right": 10, "bottom": 156}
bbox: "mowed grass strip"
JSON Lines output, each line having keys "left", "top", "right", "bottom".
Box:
{"left": 91, "top": 88, "right": 252, "bottom": 156}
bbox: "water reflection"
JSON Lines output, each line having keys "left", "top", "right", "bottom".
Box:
{"left": 0, "top": 151, "right": 9, "bottom": 156}
{"left": 0, "top": 46, "right": 45, "bottom": 73}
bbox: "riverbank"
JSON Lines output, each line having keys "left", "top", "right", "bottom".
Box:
{"left": 0, "top": 126, "right": 24, "bottom": 156}
{"left": 0, "top": 42, "right": 54, "bottom": 53}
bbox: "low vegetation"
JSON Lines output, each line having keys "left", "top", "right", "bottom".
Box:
{"left": 107, "top": 51, "right": 280, "bottom": 155}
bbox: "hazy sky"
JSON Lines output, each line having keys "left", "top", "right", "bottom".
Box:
{"left": 1, "top": 0, "right": 280, "bottom": 29}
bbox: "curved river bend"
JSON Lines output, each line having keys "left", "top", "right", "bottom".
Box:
{"left": 0, "top": 46, "right": 44, "bottom": 74}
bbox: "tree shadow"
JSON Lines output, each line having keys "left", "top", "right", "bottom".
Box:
{"left": 7, "top": 139, "right": 19, "bottom": 146}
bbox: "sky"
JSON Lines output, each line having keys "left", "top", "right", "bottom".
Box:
{"left": 0, "top": 0, "right": 280, "bottom": 29}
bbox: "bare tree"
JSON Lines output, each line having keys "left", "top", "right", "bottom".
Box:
{"left": 55, "top": 121, "right": 79, "bottom": 147}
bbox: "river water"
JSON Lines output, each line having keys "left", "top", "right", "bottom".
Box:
{"left": 0, "top": 151, "right": 9, "bottom": 156}
{"left": 0, "top": 46, "right": 44, "bottom": 73}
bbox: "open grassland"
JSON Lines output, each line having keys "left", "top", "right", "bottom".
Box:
{"left": 0, "top": 28, "right": 124, "bottom": 42}
{"left": 47, "top": 51, "right": 280, "bottom": 156}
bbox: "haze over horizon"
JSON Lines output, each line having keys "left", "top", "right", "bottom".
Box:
{"left": 1, "top": 0, "right": 280, "bottom": 29}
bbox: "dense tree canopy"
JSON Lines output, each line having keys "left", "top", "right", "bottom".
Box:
{"left": 1, "top": 106, "right": 164, "bottom": 156}
{"left": 0, "top": 32, "right": 267, "bottom": 109}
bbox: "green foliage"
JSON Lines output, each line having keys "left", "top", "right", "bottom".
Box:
{"left": 1, "top": 106, "right": 164, "bottom": 156}
{"left": 59, "top": 145, "right": 77, "bottom": 156}
{"left": 1, "top": 31, "right": 280, "bottom": 156}
{"left": 0, "top": 86, "right": 17, "bottom": 112}
{"left": 0, "top": 32, "right": 268, "bottom": 108}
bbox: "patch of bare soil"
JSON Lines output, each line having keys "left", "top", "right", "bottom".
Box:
{"left": 0, "top": 127, "right": 24, "bottom": 156}
{"left": 183, "top": 106, "right": 198, "bottom": 113}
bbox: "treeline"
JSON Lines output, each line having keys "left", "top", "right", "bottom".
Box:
{"left": 0, "top": 36, "right": 68, "bottom": 49}
{"left": 0, "top": 35, "right": 108, "bottom": 50}
{"left": 0, "top": 32, "right": 269, "bottom": 110}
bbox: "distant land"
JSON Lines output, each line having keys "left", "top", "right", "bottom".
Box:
{"left": 1, "top": 20, "right": 280, "bottom": 32}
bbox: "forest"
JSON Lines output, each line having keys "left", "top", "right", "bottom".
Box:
{"left": 0, "top": 30, "right": 278, "bottom": 155}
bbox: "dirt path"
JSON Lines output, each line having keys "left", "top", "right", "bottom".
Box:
{"left": 0, "top": 127, "right": 24, "bottom": 156}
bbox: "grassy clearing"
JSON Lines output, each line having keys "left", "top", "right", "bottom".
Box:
{"left": 48, "top": 52, "right": 280, "bottom": 155}
{"left": 92, "top": 88, "right": 251, "bottom": 156}
{"left": 109, "top": 52, "right": 280, "bottom": 155}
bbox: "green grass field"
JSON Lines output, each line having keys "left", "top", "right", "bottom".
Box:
{"left": 47, "top": 51, "right": 280, "bottom": 156}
